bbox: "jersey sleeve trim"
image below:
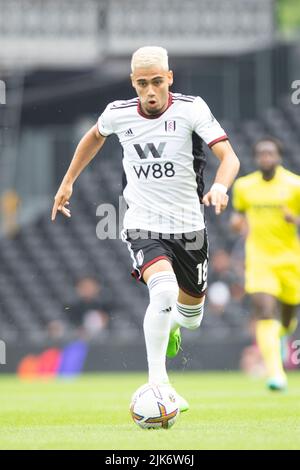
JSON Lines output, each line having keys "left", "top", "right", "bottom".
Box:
{"left": 208, "top": 135, "right": 228, "bottom": 148}
{"left": 97, "top": 120, "right": 111, "bottom": 137}
{"left": 97, "top": 114, "right": 113, "bottom": 137}
{"left": 98, "top": 129, "right": 109, "bottom": 138}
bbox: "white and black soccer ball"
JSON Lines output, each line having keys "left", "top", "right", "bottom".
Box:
{"left": 130, "top": 383, "right": 180, "bottom": 430}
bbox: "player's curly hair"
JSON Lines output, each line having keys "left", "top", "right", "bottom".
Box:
{"left": 253, "top": 136, "right": 284, "bottom": 157}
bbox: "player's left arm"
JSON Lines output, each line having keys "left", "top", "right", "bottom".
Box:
{"left": 203, "top": 140, "right": 240, "bottom": 215}
{"left": 283, "top": 180, "right": 300, "bottom": 226}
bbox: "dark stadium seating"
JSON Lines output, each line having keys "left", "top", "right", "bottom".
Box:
{"left": 0, "top": 95, "right": 299, "bottom": 343}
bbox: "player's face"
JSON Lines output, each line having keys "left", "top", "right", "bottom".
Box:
{"left": 131, "top": 67, "right": 173, "bottom": 116}
{"left": 254, "top": 141, "right": 282, "bottom": 173}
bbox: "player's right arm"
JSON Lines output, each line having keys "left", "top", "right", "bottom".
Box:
{"left": 51, "top": 124, "right": 106, "bottom": 221}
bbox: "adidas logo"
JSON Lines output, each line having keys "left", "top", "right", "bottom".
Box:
{"left": 161, "top": 306, "right": 172, "bottom": 314}
{"left": 125, "top": 128, "right": 134, "bottom": 137}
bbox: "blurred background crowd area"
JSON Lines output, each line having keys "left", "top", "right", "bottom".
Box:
{"left": 0, "top": 0, "right": 299, "bottom": 372}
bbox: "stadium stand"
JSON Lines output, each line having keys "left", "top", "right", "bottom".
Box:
{"left": 0, "top": 94, "right": 298, "bottom": 345}
{"left": 0, "top": 1, "right": 298, "bottom": 357}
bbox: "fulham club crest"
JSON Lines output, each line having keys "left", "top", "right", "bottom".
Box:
{"left": 165, "top": 120, "right": 176, "bottom": 133}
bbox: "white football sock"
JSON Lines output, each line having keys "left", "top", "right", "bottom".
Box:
{"left": 144, "top": 271, "right": 179, "bottom": 384}
{"left": 170, "top": 300, "right": 205, "bottom": 331}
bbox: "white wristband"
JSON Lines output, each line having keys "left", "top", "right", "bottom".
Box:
{"left": 210, "top": 183, "right": 228, "bottom": 194}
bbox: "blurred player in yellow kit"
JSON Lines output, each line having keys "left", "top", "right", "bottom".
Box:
{"left": 231, "top": 137, "right": 300, "bottom": 391}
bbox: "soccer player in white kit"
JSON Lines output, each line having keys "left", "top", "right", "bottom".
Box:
{"left": 52, "top": 47, "right": 240, "bottom": 411}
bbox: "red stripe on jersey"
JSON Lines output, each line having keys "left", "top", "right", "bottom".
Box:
{"left": 137, "top": 93, "right": 173, "bottom": 119}
{"left": 208, "top": 135, "right": 228, "bottom": 148}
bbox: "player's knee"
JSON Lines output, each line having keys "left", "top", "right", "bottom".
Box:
{"left": 175, "top": 301, "right": 205, "bottom": 330}
{"left": 146, "top": 271, "right": 179, "bottom": 313}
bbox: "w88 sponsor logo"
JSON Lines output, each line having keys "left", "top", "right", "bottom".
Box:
{"left": 132, "top": 142, "right": 176, "bottom": 179}
{"left": 133, "top": 162, "right": 175, "bottom": 179}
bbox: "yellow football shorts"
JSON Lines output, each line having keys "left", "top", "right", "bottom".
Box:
{"left": 245, "top": 260, "right": 300, "bottom": 305}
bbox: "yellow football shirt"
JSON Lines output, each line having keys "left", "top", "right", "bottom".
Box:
{"left": 233, "top": 166, "right": 300, "bottom": 266}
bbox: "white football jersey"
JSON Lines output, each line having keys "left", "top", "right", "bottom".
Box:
{"left": 97, "top": 93, "right": 227, "bottom": 234}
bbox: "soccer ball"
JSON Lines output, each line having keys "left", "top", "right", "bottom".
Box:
{"left": 130, "top": 383, "right": 180, "bottom": 430}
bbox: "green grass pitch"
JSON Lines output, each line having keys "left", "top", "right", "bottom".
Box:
{"left": 0, "top": 372, "right": 300, "bottom": 450}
